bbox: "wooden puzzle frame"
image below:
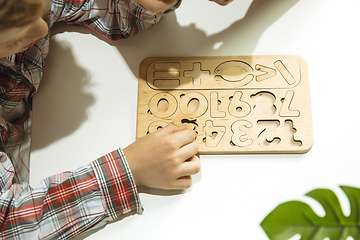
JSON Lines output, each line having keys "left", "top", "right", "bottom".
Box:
{"left": 136, "top": 55, "right": 313, "bottom": 154}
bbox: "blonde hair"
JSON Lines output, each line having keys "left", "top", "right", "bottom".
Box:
{"left": 0, "top": 0, "right": 48, "bottom": 31}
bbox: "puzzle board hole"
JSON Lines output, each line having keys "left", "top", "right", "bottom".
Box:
{"left": 211, "top": 131, "right": 218, "bottom": 139}
{"left": 221, "top": 67, "right": 249, "bottom": 82}
{"left": 285, "top": 120, "right": 302, "bottom": 147}
{"left": 180, "top": 119, "right": 198, "bottom": 131}
{"left": 187, "top": 98, "right": 200, "bottom": 112}
{"left": 257, "top": 120, "right": 281, "bottom": 147}
{"left": 181, "top": 118, "right": 197, "bottom": 125}
{"left": 251, "top": 92, "right": 276, "bottom": 116}
{"left": 157, "top": 98, "right": 169, "bottom": 112}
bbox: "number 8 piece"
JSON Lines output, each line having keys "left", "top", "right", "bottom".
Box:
{"left": 136, "top": 55, "right": 313, "bottom": 154}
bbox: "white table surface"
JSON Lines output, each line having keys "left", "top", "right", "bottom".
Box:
{"left": 30, "top": 0, "right": 360, "bottom": 239}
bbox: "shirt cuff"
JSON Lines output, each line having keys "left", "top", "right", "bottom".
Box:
{"left": 90, "top": 148, "right": 143, "bottom": 221}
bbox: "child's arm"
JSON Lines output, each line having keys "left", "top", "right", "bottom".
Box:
{"left": 0, "top": 148, "right": 143, "bottom": 239}
{"left": 0, "top": 125, "right": 199, "bottom": 238}
{"left": 124, "top": 124, "right": 200, "bottom": 190}
{"left": 48, "top": 0, "right": 181, "bottom": 40}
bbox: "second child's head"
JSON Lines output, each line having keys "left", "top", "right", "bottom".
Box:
{"left": 0, "top": 0, "right": 49, "bottom": 58}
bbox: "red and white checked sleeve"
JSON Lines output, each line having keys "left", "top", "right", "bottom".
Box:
{"left": 48, "top": 0, "right": 182, "bottom": 40}
{"left": 0, "top": 148, "right": 143, "bottom": 239}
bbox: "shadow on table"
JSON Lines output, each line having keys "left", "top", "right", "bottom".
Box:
{"left": 31, "top": 39, "right": 95, "bottom": 151}
{"left": 50, "top": 0, "right": 299, "bottom": 77}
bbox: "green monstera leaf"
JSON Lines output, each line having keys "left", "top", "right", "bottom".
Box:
{"left": 261, "top": 186, "right": 360, "bottom": 240}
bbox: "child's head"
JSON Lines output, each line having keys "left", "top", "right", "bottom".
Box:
{"left": 0, "top": 0, "right": 49, "bottom": 58}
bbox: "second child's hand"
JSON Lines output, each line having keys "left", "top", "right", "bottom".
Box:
{"left": 209, "top": 0, "right": 234, "bottom": 6}
{"left": 132, "top": 0, "right": 178, "bottom": 13}
{"left": 132, "top": 0, "right": 234, "bottom": 14}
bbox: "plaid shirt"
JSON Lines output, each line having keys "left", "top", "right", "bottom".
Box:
{"left": 0, "top": 0, "right": 181, "bottom": 239}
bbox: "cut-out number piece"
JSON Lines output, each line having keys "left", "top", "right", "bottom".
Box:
{"left": 202, "top": 120, "right": 225, "bottom": 148}
{"left": 183, "top": 62, "right": 210, "bottom": 86}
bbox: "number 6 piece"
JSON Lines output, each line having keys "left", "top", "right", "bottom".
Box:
{"left": 136, "top": 55, "right": 313, "bottom": 154}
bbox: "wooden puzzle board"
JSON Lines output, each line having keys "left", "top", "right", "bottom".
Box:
{"left": 136, "top": 55, "right": 313, "bottom": 154}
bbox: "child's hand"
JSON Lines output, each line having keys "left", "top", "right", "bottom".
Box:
{"left": 124, "top": 125, "right": 200, "bottom": 190}
{"left": 132, "top": 0, "right": 178, "bottom": 13}
{"left": 209, "top": 0, "right": 234, "bottom": 6}
{"left": 132, "top": 0, "right": 234, "bottom": 14}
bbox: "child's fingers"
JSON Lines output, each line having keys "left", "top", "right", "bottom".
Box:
{"left": 174, "top": 176, "right": 193, "bottom": 189}
{"left": 174, "top": 156, "right": 201, "bottom": 189}
{"left": 155, "top": 124, "right": 195, "bottom": 149}
{"left": 177, "top": 140, "right": 199, "bottom": 161}
{"left": 179, "top": 155, "right": 201, "bottom": 176}
{"left": 157, "top": 124, "right": 187, "bottom": 135}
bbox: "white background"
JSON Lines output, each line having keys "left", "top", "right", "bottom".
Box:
{"left": 30, "top": 0, "right": 360, "bottom": 239}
